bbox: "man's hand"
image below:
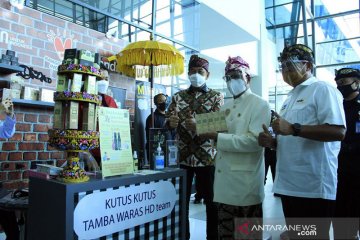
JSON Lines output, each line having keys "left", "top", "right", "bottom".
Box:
{"left": 1, "top": 98, "right": 14, "bottom": 117}
{"left": 271, "top": 111, "right": 293, "bottom": 136}
{"left": 199, "top": 132, "right": 218, "bottom": 140}
{"left": 258, "top": 124, "right": 275, "bottom": 148}
{"left": 169, "top": 109, "right": 180, "bottom": 129}
{"left": 184, "top": 111, "right": 196, "bottom": 132}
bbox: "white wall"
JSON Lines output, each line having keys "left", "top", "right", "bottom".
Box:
{"left": 198, "top": 0, "right": 278, "bottom": 99}
{"left": 199, "top": 0, "right": 261, "bottom": 41}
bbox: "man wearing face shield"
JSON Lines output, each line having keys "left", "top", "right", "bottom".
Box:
{"left": 333, "top": 68, "right": 360, "bottom": 239}
{"left": 201, "top": 56, "right": 270, "bottom": 239}
{"left": 167, "top": 54, "right": 223, "bottom": 240}
{"left": 258, "top": 44, "right": 346, "bottom": 239}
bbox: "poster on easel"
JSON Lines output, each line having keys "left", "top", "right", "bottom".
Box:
{"left": 98, "top": 107, "right": 133, "bottom": 178}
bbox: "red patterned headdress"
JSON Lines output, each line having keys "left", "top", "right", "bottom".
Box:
{"left": 225, "top": 56, "right": 250, "bottom": 75}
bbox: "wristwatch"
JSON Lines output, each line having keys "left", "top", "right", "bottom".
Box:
{"left": 292, "top": 123, "right": 302, "bottom": 136}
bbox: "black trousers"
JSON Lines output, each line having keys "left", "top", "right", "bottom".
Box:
{"left": 333, "top": 171, "right": 360, "bottom": 239}
{"left": 264, "top": 148, "right": 276, "bottom": 185}
{"left": 181, "top": 165, "right": 218, "bottom": 240}
{"left": 194, "top": 173, "right": 204, "bottom": 201}
{"left": 280, "top": 195, "right": 335, "bottom": 239}
{"left": 0, "top": 209, "right": 19, "bottom": 240}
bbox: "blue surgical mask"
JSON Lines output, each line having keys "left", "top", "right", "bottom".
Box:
{"left": 97, "top": 80, "right": 109, "bottom": 94}
{"left": 227, "top": 79, "right": 247, "bottom": 96}
{"left": 189, "top": 73, "right": 206, "bottom": 87}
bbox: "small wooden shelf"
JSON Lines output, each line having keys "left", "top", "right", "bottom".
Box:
{"left": 0, "top": 63, "right": 23, "bottom": 74}
{"left": 13, "top": 99, "right": 54, "bottom": 108}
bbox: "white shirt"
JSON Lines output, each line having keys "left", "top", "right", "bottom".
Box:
{"left": 274, "top": 77, "right": 346, "bottom": 200}
{"left": 214, "top": 90, "right": 271, "bottom": 206}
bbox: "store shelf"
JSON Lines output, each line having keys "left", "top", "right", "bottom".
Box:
{"left": 13, "top": 99, "right": 54, "bottom": 108}
{"left": 0, "top": 63, "right": 24, "bottom": 74}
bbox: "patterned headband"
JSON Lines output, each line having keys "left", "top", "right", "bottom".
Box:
{"left": 335, "top": 68, "right": 360, "bottom": 81}
{"left": 225, "top": 56, "right": 249, "bottom": 75}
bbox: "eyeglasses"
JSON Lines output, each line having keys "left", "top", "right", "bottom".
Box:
{"left": 222, "top": 73, "right": 243, "bottom": 82}
{"left": 280, "top": 60, "right": 308, "bottom": 71}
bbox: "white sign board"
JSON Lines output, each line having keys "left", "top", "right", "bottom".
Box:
{"left": 74, "top": 181, "right": 177, "bottom": 239}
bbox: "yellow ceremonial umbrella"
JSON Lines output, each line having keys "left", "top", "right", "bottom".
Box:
{"left": 109, "top": 37, "right": 185, "bottom": 128}
{"left": 108, "top": 37, "right": 184, "bottom": 78}
{"left": 108, "top": 37, "right": 185, "bottom": 167}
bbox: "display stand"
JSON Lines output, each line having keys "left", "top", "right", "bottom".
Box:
{"left": 27, "top": 169, "right": 186, "bottom": 240}
{"left": 48, "top": 62, "right": 104, "bottom": 183}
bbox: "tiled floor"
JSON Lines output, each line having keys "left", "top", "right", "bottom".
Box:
{"left": 188, "top": 172, "right": 338, "bottom": 240}
{"left": 189, "top": 172, "right": 284, "bottom": 240}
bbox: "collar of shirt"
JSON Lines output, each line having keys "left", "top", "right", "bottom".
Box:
{"left": 289, "top": 76, "right": 317, "bottom": 95}
{"left": 154, "top": 109, "right": 165, "bottom": 116}
{"left": 233, "top": 89, "right": 252, "bottom": 102}
{"left": 188, "top": 84, "right": 210, "bottom": 93}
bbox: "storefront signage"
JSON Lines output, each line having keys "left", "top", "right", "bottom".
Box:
{"left": 0, "top": 30, "right": 32, "bottom": 49}
{"left": 100, "top": 56, "right": 117, "bottom": 72}
{"left": 73, "top": 181, "right": 177, "bottom": 239}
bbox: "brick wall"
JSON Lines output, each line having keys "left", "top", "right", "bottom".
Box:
{"left": 0, "top": 1, "right": 136, "bottom": 189}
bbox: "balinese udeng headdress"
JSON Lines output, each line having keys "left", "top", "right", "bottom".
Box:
{"left": 335, "top": 68, "right": 360, "bottom": 81}
{"left": 188, "top": 55, "right": 209, "bottom": 72}
{"left": 279, "top": 44, "right": 314, "bottom": 63}
{"left": 225, "top": 56, "right": 251, "bottom": 81}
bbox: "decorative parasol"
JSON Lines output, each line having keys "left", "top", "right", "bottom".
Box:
{"left": 109, "top": 36, "right": 184, "bottom": 78}
{"left": 108, "top": 36, "right": 184, "bottom": 127}
{"left": 108, "top": 36, "right": 184, "bottom": 168}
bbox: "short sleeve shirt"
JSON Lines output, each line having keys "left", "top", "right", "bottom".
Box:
{"left": 274, "top": 77, "right": 346, "bottom": 200}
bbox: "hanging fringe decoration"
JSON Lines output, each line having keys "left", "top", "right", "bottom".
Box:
{"left": 114, "top": 40, "right": 185, "bottom": 78}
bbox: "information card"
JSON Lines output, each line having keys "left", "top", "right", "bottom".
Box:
{"left": 195, "top": 111, "right": 227, "bottom": 134}
{"left": 98, "top": 107, "right": 133, "bottom": 178}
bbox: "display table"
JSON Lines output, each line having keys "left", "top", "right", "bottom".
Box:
{"left": 28, "top": 169, "right": 186, "bottom": 240}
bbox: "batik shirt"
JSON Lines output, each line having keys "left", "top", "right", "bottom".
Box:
{"left": 167, "top": 85, "right": 223, "bottom": 167}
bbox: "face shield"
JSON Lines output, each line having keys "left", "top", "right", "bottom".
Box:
{"left": 280, "top": 58, "right": 310, "bottom": 86}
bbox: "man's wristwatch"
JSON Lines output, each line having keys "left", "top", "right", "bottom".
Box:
{"left": 292, "top": 123, "right": 302, "bottom": 136}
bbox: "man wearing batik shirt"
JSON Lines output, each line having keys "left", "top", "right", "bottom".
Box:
{"left": 167, "top": 54, "right": 223, "bottom": 240}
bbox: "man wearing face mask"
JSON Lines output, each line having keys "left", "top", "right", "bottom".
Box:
{"left": 201, "top": 56, "right": 270, "bottom": 239}
{"left": 333, "top": 68, "right": 360, "bottom": 240}
{"left": 97, "top": 68, "right": 118, "bottom": 108}
{"left": 145, "top": 93, "right": 175, "bottom": 169}
{"left": 167, "top": 54, "right": 223, "bottom": 240}
{"left": 258, "top": 44, "right": 346, "bottom": 239}
{"left": 90, "top": 68, "right": 118, "bottom": 165}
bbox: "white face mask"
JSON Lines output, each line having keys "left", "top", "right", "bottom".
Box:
{"left": 227, "top": 79, "right": 248, "bottom": 96}
{"left": 189, "top": 73, "right": 206, "bottom": 87}
{"left": 97, "top": 80, "right": 109, "bottom": 94}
